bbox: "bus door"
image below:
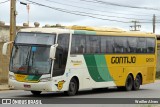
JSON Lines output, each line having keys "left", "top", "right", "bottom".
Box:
{"left": 52, "top": 34, "right": 70, "bottom": 77}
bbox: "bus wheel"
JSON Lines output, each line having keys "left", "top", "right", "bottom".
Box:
{"left": 31, "top": 91, "right": 42, "bottom": 95}
{"left": 65, "top": 78, "right": 78, "bottom": 96}
{"left": 125, "top": 74, "right": 133, "bottom": 91}
{"left": 133, "top": 75, "right": 141, "bottom": 90}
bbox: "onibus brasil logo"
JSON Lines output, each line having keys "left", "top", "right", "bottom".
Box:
{"left": 2, "top": 99, "right": 42, "bottom": 104}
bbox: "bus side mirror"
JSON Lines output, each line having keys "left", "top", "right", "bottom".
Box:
{"left": 49, "top": 44, "right": 58, "bottom": 60}
{"left": 2, "top": 41, "right": 13, "bottom": 55}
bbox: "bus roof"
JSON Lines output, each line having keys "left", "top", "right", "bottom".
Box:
{"left": 19, "top": 26, "right": 156, "bottom": 37}
{"left": 19, "top": 28, "right": 72, "bottom": 34}
{"left": 66, "top": 25, "right": 155, "bottom": 37}
{"left": 65, "top": 25, "right": 125, "bottom": 32}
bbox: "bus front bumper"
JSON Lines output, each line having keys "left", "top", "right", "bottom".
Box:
{"left": 9, "top": 79, "right": 58, "bottom": 92}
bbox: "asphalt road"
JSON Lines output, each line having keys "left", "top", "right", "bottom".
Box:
{"left": 0, "top": 81, "right": 160, "bottom": 107}
{"left": 0, "top": 80, "right": 160, "bottom": 98}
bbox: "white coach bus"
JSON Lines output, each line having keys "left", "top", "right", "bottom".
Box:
{"left": 2, "top": 26, "right": 157, "bottom": 96}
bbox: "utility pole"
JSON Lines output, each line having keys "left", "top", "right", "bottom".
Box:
{"left": 10, "top": 0, "right": 16, "bottom": 51}
{"left": 153, "top": 14, "right": 156, "bottom": 33}
{"left": 130, "top": 21, "right": 141, "bottom": 31}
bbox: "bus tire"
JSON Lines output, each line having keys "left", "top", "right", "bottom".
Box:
{"left": 125, "top": 74, "right": 133, "bottom": 91}
{"left": 31, "top": 91, "right": 42, "bottom": 95}
{"left": 65, "top": 78, "right": 78, "bottom": 96}
{"left": 133, "top": 75, "right": 141, "bottom": 90}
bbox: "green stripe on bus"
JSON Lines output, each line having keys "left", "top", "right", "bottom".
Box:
{"left": 84, "top": 55, "right": 113, "bottom": 82}
{"left": 74, "top": 30, "right": 96, "bottom": 35}
{"left": 84, "top": 54, "right": 104, "bottom": 82}
{"left": 94, "top": 55, "right": 113, "bottom": 81}
{"left": 26, "top": 75, "right": 41, "bottom": 81}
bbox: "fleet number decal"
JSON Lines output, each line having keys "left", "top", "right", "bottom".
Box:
{"left": 146, "top": 58, "right": 154, "bottom": 62}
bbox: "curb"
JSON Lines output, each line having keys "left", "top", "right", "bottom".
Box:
{"left": 0, "top": 84, "right": 10, "bottom": 91}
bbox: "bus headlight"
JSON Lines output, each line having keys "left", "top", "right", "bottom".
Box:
{"left": 40, "top": 77, "right": 52, "bottom": 82}
{"left": 9, "top": 74, "right": 15, "bottom": 80}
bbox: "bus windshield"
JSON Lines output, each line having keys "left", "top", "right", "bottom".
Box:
{"left": 15, "top": 32, "right": 55, "bottom": 45}
{"left": 10, "top": 32, "right": 56, "bottom": 75}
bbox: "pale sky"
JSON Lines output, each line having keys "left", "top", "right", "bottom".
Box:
{"left": 0, "top": 0, "right": 160, "bottom": 33}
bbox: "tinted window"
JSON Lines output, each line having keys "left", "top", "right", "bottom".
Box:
{"left": 57, "top": 34, "right": 69, "bottom": 52}
{"left": 128, "top": 37, "right": 137, "bottom": 53}
{"left": 53, "top": 34, "right": 69, "bottom": 77}
{"left": 70, "top": 35, "right": 155, "bottom": 54}
{"left": 147, "top": 38, "right": 155, "bottom": 53}
{"left": 71, "top": 35, "right": 86, "bottom": 54}
{"left": 114, "top": 37, "right": 127, "bottom": 53}
{"left": 86, "top": 35, "right": 100, "bottom": 53}
{"left": 137, "top": 38, "right": 147, "bottom": 53}
{"left": 101, "top": 36, "right": 114, "bottom": 53}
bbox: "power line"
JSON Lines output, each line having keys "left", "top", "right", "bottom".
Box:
{"left": 80, "top": 0, "right": 160, "bottom": 11}
{"left": 21, "top": 0, "right": 160, "bottom": 24}
{"left": 44, "top": 0, "right": 154, "bottom": 17}
{"left": 43, "top": 0, "right": 152, "bottom": 21}
{"left": 22, "top": 0, "right": 130, "bottom": 23}
{"left": 0, "top": 0, "right": 9, "bottom": 4}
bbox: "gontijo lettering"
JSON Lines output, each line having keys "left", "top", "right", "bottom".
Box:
{"left": 111, "top": 56, "right": 136, "bottom": 64}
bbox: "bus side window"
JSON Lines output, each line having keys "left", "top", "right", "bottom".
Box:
{"left": 137, "top": 38, "right": 147, "bottom": 53}
{"left": 147, "top": 38, "right": 155, "bottom": 53}
{"left": 86, "top": 35, "right": 100, "bottom": 54}
{"left": 128, "top": 37, "right": 137, "bottom": 53}
{"left": 100, "top": 36, "right": 107, "bottom": 53}
{"left": 113, "top": 37, "right": 127, "bottom": 53}
{"left": 71, "top": 35, "right": 86, "bottom": 54}
{"left": 78, "top": 40, "right": 85, "bottom": 53}
{"left": 105, "top": 37, "right": 114, "bottom": 53}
